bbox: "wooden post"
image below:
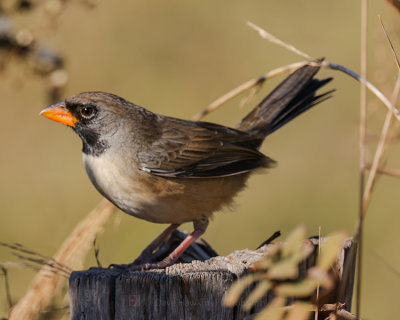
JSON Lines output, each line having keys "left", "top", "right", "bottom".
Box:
{"left": 69, "top": 235, "right": 355, "bottom": 320}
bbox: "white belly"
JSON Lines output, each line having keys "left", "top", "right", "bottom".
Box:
{"left": 83, "top": 152, "right": 249, "bottom": 225}
{"left": 83, "top": 153, "right": 162, "bottom": 222}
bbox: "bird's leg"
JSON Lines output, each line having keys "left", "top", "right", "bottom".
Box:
{"left": 129, "top": 219, "right": 209, "bottom": 270}
{"left": 109, "top": 223, "right": 180, "bottom": 269}
{"left": 132, "top": 223, "right": 180, "bottom": 265}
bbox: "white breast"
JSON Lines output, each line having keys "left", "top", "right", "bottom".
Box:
{"left": 82, "top": 152, "right": 249, "bottom": 225}
{"left": 83, "top": 153, "right": 154, "bottom": 221}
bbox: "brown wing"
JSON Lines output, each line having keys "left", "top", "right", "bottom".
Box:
{"left": 137, "top": 117, "right": 275, "bottom": 178}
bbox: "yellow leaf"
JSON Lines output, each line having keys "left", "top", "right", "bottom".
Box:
{"left": 254, "top": 296, "right": 285, "bottom": 320}
{"left": 317, "top": 231, "right": 347, "bottom": 271}
{"left": 267, "top": 243, "right": 313, "bottom": 280}
{"left": 276, "top": 279, "right": 317, "bottom": 297}
{"left": 286, "top": 302, "right": 312, "bottom": 320}
{"left": 223, "top": 274, "right": 259, "bottom": 307}
{"left": 243, "top": 280, "right": 271, "bottom": 310}
{"left": 282, "top": 225, "right": 306, "bottom": 257}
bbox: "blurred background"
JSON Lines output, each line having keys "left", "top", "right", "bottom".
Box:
{"left": 1, "top": 0, "right": 400, "bottom": 318}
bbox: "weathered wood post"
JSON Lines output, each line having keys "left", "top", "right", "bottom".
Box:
{"left": 69, "top": 233, "right": 355, "bottom": 320}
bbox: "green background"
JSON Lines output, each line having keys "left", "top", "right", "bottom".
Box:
{"left": 1, "top": 1, "right": 400, "bottom": 318}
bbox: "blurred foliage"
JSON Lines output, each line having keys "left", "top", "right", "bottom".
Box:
{"left": 224, "top": 226, "right": 349, "bottom": 320}
{"left": 0, "top": 1, "right": 400, "bottom": 319}
{"left": 0, "top": 0, "right": 99, "bottom": 102}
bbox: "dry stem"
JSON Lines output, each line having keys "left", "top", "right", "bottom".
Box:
{"left": 8, "top": 199, "right": 116, "bottom": 320}
{"left": 366, "top": 164, "right": 400, "bottom": 178}
{"left": 355, "top": 1, "right": 368, "bottom": 317}
{"left": 247, "top": 22, "right": 313, "bottom": 60}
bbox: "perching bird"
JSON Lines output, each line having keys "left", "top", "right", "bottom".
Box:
{"left": 40, "top": 62, "right": 333, "bottom": 270}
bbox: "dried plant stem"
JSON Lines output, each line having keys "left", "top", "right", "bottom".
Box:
{"left": 252, "top": 304, "right": 358, "bottom": 320}
{"left": 366, "top": 164, "right": 400, "bottom": 178}
{"left": 9, "top": 199, "right": 116, "bottom": 320}
{"left": 247, "top": 22, "right": 313, "bottom": 60}
{"left": 356, "top": 21, "right": 400, "bottom": 317}
{"left": 373, "top": 251, "right": 400, "bottom": 278}
{"left": 325, "top": 62, "right": 400, "bottom": 120}
{"left": 315, "top": 226, "right": 321, "bottom": 320}
{"left": 363, "top": 76, "right": 400, "bottom": 209}
{"left": 1, "top": 266, "right": 13, "bottom": 311}
{"left": 244, "top": 21, "right": 400, "bottom": 121}
{"left": 193, "top": 66, "right": 399, "bottom": 126}
{"left": 336, "top": 16, "right": 400, "bottom": 316}
{"left": 355, "top": 1, "right": 368, "bottom": 318}
{"left": 192, "top": 61, "right": 311, "bottom": 121}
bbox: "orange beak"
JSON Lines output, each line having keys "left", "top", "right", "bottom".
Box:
{"left": 40, "top": 102, "right": 78, "bottom": 127}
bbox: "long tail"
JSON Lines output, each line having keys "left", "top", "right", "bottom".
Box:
{"left": 237, "top": 62, "right": 333, "bottom": 141}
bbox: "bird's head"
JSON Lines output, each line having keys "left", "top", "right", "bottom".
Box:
{"left": 40, "top": 91, "right": 153, "bottom": 156}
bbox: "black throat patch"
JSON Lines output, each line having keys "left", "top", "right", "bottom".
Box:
{"left": 73, "top": 125, "right": 109, "bottom": 156}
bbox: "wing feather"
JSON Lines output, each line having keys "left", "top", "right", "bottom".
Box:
{"left": 137, "top": 117, "right": 274, "bottom": 178}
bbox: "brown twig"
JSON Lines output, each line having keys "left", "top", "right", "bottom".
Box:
{"left": 0, "top": 242, "right": 72, "bottom": 278}
{"left": 192, "top": 24, "right": 400, "bottom": 319}
{"left": 192, "top": 61, "right": 312, "bottom": 121}
{"left": 315, "top": 226, "right": 321, "bottom": 320}
{"left": 324, "top": 61, "right": 400, "bottom": 120}
{"left": 365, "top": 164, "right": 400, "bottom": 178}
{"left": 0, "top": 266, "right": 13, "bottom": 310}
{"left": 93, "top": 238, "right": 102, "bottom": 268}
{"left": 355, "top": 1, "right": 368, "bottom": 317}
{"left": 246, "top": 21, "right": 400, "bottom": 121}
{"left": 247, "top": 22, "right": 313, "bottom": 60}
{"left": 363, "top": 19, "right": 400, "bottom": 211}
{"left": 193, "top": 22, "right": 400, "bottom": 123}
{"left": 8, "top": 199, "right": 116, "bottom": 320}
{"left": 372, "top": 251, "right": 400, "bottom": 278}
{"left": 256, "top": 231, "right": 281, "bottom": 249}
{"left": 246, "top": 303, "right": 358, "bottom": 320}
{"left": 363, "top": 77, "right": 400, "bottom": 208}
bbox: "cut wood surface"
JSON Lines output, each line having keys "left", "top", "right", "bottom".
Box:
{"left": 69, "top": 235, "right": 354, "bottom": 320}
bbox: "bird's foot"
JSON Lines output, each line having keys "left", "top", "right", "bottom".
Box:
{"left": 107, "top": 247, "right": 173, "bottom": 270}
{"left": 108, "top": 259, "right": 172, "bottom": 271}
{"left": 108, "top": 225, "right": 207, "bottom": 271}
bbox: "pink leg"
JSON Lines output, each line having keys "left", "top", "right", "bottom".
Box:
{"left": 142, "top": 223, "right": 180, "bottom": 253}
{"left": 132, "top": 223, "right": 180, "bottom": 265}
{"left": 139, "top": 227, "right": 206, "bottom": 270}
{"left": 110, "top": 220, "right": 209, "bottom": 270}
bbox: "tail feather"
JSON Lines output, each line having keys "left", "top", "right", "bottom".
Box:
{"left": 237, "top": 63, "right": 333, "bottom": 139}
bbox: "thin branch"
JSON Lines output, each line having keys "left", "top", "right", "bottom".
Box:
{"left": 256, "top": 230, "right": 281, "bottom": 249}
{"left": 362, "top": 18, "right": 400, "bottom": 212}
{"left": 9, "top": 199, "right": 116, "bottom": 320}
{"left": 93, "top": 238, "right": 102, "bottom": 268}
{"left": 194, "top": 59, "right": 400, "bottom": 125}
{"left": 247, "top": 21, "right": 313, "bottom": 60}
{"left": 324, "top": 62, "right": 400, "bottom": 121}
{"left": 248, "top": 21, "right": 400, "bottom": 121}
{"left": 0, "top": 242, "right": 72, "bottom": 277}
{"left": 365, "top": 163, "right": 400, "bottom": 178}
{"left": 355, "top": 1, "right": 368, "bottom": 317}
{"left": 372, "top": 251, "right": 400, "bottom": 278}
{"left": 192, "top": 23, "right": 400, "bottom": 123}
{"left": 315, "top": 226, "right": 321, "bottom": 320}
{"left": 379, "top": 17, "right": 400, "bottom": 70}
{"left": 192, "top": 61, "right": 311, "bottom": 121}
{"left": 363, "top": 75, "right": 400, "bottom": 209}
{"left": 1, "top": 266, "right": 13, "bottom": 310}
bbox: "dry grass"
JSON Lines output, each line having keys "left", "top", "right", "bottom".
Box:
{"left": 8, "top": 199, "right": 116, "bottom": 320}
{"left": 211, "top": 16, "right": 400, "bottom": 319}
{"left": 2, "top": 4, "right": 400, "bottom": 319}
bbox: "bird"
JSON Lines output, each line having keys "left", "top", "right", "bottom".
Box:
{"left": 40, "top": 61, "right": 333, "bottom": 270}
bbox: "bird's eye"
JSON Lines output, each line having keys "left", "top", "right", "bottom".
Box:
{"left": 79, "top": 106, "right": 96, "bottom": 119}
